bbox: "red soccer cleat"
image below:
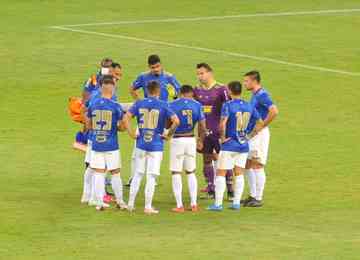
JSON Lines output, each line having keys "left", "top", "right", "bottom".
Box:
{"left": 103, "top": 194, "right": 112, "bottom": 204}
{"left": 191, "top": 205, "right": 200, "bottom": 212}
{"left": 171, "top": 207, "right": 185, "bottom": 213}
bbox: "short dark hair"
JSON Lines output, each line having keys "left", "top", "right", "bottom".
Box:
{"left": 111, "top": 62, "right": 122, "bottom": 69}
{"left": 148, "top": 55, "right": 161, "bottom": 65}
{"left": 196, "top": 63, "right": 213, "bottom": 72}
{"left": 100, "top": 57, "right": 113, "bottom": 68}
{"left": 101, "top": 75, "right": 115, "bottom": 86}
{"left": 244, "top": 70, "right": 261, "bottom": 82}
{"left": 228, "top": 81, "right": 242, "bottom": 95}
{"left": 147, "top": 80, "right": 160, "bottom": 94}
{"left": 180, "top": 84, "right": 194, "bottom": 95}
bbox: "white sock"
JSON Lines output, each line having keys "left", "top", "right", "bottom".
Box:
{"left": 111, "top": 174, "right": 124, "bottom": 204}
{"left": 144, "top": 174, "right": 157, "bottom": 210}
{"left": 172, "top": 174, "right": 183, "bottom": 208}
{"left": 89, "top": 172, "right": 96, "bottom": 203}
{"left": 233, "top": 175, "right": 245, "bottom": 205}
{"left": 214, "top": 175, "right": 226, "bottom": 207}
{"left": 82, "top": 167, "right": 93, "bottom": 201}
{"left": 246, "top": 169, "right": 257, "bottom": 198}
{"left": 128, "top": 172, "right": 144, "bottom": 208}
{"left": 94, "top": 172, "right": 105, "bottom": 206}
{"left": 187, "top": 173, "right": 198, "bottom": 206}
{"left": 254, "top": 168, "right": 266, "bottom": 201}
{"left": 130, "top": 154, "right": 136, "bottom": 181}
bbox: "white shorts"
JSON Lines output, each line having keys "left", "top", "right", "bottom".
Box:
{"left": 217, "top": 151, "right": 248, "bottom": 170}
{"left": 84, "top": 140, "right": 92, "bottom": 163}
{"left": 90, "top": 150, "right": 121, "bottom": 170}
{"left": 135, "top": 148, "right": 163, "bottom": 175}
{"left": 248, "top": 127, "right": 270, "bottom": 165}
{"left": 170, "top": 137, "right": 196, "bottom": 172}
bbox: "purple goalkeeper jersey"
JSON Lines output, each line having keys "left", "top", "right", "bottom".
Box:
{"left": 194, "top": 83, "right": 230, "bottom": 136}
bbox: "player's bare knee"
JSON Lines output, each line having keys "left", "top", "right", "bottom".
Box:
{"left": 216, "top": 169, "right": 226, "bottom": 177}
{"left": 252, "top": 161, "right": 264, "bottom": 170}
{"left": 110, "top": 169, "right": 120, "bottom": 175}
{"left": 234, "top": 167, "right": 245, "bottom": 176}
{"left": 92, "top": 168, "right": 106, "bottom": 173}
{"left": 203, "top": 154, "right": 213, "bottom": 165}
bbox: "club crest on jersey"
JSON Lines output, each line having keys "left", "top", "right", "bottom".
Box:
{"left": 143, "top": 130, "right": 154, "bottom": 143}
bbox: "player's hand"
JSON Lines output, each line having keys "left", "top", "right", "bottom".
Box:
{"left": 161, "top": 134, "right": 171, "bottom": 141}
{"left": 220, "top": 137, "right": 230, "bottom": 144}
{"left": 129, "top": 130, "right": 138, "bottom": 139}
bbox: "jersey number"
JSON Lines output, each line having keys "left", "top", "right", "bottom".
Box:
{"left": 182, "top": 109, "right": 193, "bottom": 127}
{"left": 139, "top": 109, "right": 160, "bottom": 129}
{"left": 92, "top": 110, "right": 112, "bottom": 131}
{"left": 236, "top": 112, "right": 250, "bottom": 132}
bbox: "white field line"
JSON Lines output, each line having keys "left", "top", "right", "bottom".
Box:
{"left": 50, "top": 26, "right": 360, "bottom": 77}
{"left": 52, "top": 8, "right": 360, "bottom": 27}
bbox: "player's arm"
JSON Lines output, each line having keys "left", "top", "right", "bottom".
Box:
{"left": 129, "top": 85, "right": 141, "bottom": 100}
{"left": 263, "top": 105, "right": 278, "bottom": 127}
{"left": 170, "top": 75, "right": 181, "bottom": 99}
{"left": 84, "top": 113, "right": 92, "bottom": 131}
{"left": 248, "top": 119, "right": 265, "bottom": 139}
{"left": 122, "top": 111, "right": 137, "bottom": 139}
{"left": 163, "top": 114, "right": 180, "bottom": 140}
{"left": 219, "top": 116, "right": 229, "bottom": 144}
{"left": 196, "top": 119, "right": 206, "bottom": 151}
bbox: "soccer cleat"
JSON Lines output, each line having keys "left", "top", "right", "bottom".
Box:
{"left": 241, "top": 196, "right": 256, "bottom": 206}
{"left": 246, "top": 199, "right": 263, "bottom": 207}
{"left": 171, "top": 207, "right": 185, "bottom": 213}
{"left": 95, "top": 203, "right": 110, "bottom": 211}
{"left": 116, "top": 201, "right": 128, "bottom": 210}
{"left": 206, "top": 204, "right": 223, "bottom": 211}
{"left": 229, "top": 203, "right": 241, "bottom": 210}
{"left": 144, "top": 208, "right": 159, "bottom": 215}
{"left": 96, "top": 205, "right": 105, "bottom": 211}
{"left": 81, "top": 195, "right": 89, "bottom": 204}
{"left": 191, "top": 205, "right": 200, "bottom": 212}
{"left": 103, "top": 194, "right": 112, "bottom": 204}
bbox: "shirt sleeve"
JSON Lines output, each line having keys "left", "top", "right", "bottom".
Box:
{"left": 258, "top": 92, "right": 274, "bottom": 109}
{"left": 132, "top": 74, "right": 144, "bottom": 90}
{"left": 220, "top": 102, "right": 229, "bottom": 118}
{"left": 128, "top": 101, "right": 139, "bottom": 117}
{"left": 221, "top": 87, "right": 230, "bottom": 102}
{"left": 87, "top": 106, "right": 92, "bottom": 118}
{"left": 116, "top": 103, "right": 124, "bottom": 121}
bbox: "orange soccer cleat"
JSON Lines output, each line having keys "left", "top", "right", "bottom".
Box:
{"left": 171, "top": 207, "right": 185, "bottom": 213}
{"left": 190, "top": 205, "right": 200, "bottom": 212}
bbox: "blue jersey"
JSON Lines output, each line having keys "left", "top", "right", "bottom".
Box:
{"left": 86, "top": 88, "right": 118, "bottom": 108}
{"left": 250, "top": 88, "right": 274, "bottom": 120}
{"left": 170, "top": 98, "right": 205, "bottom": 134}
{"left": 129, "top": 97, "right": 175, "bottom": 152}
{"left": 87, "top": 98, "right": 124, "bottom": 152}
{"left": 132, "top": 71, "right": 181, "bottom": 102}
{"left": 220, "top": 99, "right": 260, "bottom": 153}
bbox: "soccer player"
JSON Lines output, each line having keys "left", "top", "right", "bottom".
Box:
{"left": 86, "top": 75, "right": 127, "bottom": 211}
{"left": 207, "top": 81, "right": 263, "bottom": 211}
{"left": 126, "top": 54, "right": 181, "bottom": 186}
{"left": 81, "top": 64, "right": 123, "bottom": 205}
{"left": 83, "top": 57, "right": 113, "bottom": 95}
{"left": 242, "top": 71, "right": 279, "bottom": 207}
{"left": 124, "top": 81, "right": 179, "bottom": 214}
{"left": 193, "top": 63, "right": 233, "bottom": 199}
{"left": 169, "top": 85, "right": 206, "bottom": 212}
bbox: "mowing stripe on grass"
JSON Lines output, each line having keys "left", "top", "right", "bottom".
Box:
{"left": 50, "top": 26, "right": 360, "bottom": 77}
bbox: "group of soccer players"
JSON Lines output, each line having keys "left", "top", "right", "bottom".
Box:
{"left": 75, "top": 54, "right": 278, "bottom": 214}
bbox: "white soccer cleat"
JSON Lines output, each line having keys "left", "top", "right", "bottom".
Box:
{"left": 81, "top": 196, "right": 89, "bottom": 204}
{"left": 116, "top": 201, "right": 128, "bottom": 210}
{"left": 144, "top": 208, "right": 159, "bottom": 215}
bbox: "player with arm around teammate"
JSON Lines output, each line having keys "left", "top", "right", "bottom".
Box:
{"left": 169, "top": 85, "right": 207, "bottom": 213}
{"left": 123, "top": 81, "right": 180, "bottom": 214}
{"left": 207, "top": 81, "right": 264, "bottom": 211}
{"left": 85, "top": 75, "right": 128, "bottom": 211}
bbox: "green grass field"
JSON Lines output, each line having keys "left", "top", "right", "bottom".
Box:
{"left": 1, "top": 0, "right": 360, "bottom": 259}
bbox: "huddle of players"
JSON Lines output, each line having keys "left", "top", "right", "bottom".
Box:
{"left": 80, "top": 55, "right": 278, "bottom": 214}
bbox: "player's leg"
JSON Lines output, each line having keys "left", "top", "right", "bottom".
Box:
{"left": 81, "top": 162, "right": 93, "bottom": 204}
{"left": 144, "top": 151, "right": 162, "bottom": 214}
{"left": 229, "top": 153, "right": 248, "bottom": 210}
{"left": 242, "top": 159, "right": 257, "bottom": 206}
{"left": 247, "top": 128, "right": 270, "bottom": 207}
{"left": 107, "top": 150, "right": 127, "bottom": 209}
{"left": 184, "top": 137, "right": 198, "bottom": 211}
{"left": 128, "top": 148, "right": 146, "bottom": 211}
{"left": 208, "top": 151, "right": 234, "bottom": 211}
{"left": 203, "top": 153, "right": 215, "bottom": 197}
{"left": 170, "top": 138, "right": 185, "bottom": 212}
{"left": 125, "top": 141, "right": 137, "bottom": 187}
{"left": 90, "top": 150, "right": 109, "bottom": 211}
